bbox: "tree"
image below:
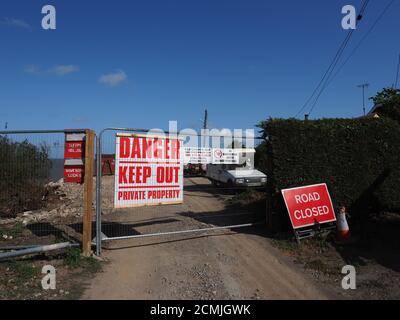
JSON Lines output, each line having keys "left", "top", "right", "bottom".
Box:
{"left": 370, "top": 88, "right": 400, "bottom": 105}
{"left": 369, "top": 88, "right": 400, "bottom": 124}
{"left": 0, "top": 136, "right": 51, "bottom": 217}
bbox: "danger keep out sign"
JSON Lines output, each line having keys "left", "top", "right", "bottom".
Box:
{"left": 281, "top": 183, "right": 336, "bottom": 229}
{"left": 115, "top": 134, "right": 183, "bottom": 208}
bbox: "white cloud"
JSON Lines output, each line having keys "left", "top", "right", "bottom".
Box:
{"left": 49, "top": 65, "right": 80, "bottom": 75}
{"left": 99, "top": 70, "right": 127, "bottom": 87}
{"left": 24, "top": 65, "right": 40, "bottom": 74}
{"left": 24, "top": 64, "right": 79, "bottom": 76}
{"left": 1, "top": 17, "right": 30, "bottom": 29}
{"left": 72, "top": 116, "right": 88, "bottom": 123}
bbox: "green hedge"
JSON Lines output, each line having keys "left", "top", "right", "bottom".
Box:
{"left": 257, "top": 117, "right": 400, "bottom": 221}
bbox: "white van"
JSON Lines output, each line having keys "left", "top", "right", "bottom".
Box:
{"left": 206, "top": 149, "right": 267, "bottom": 188}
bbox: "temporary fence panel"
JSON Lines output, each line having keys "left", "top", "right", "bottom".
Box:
{"left": 95, "top": 127, "right": 266, "bottom": 256}
{"left": 0, "top": 130, "right": 92, "bottom": 255}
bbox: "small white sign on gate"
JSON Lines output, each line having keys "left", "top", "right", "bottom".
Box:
{"left": 183, "top": 147, "right": 240, "bottom": 164}
{"left": 183, "top": 147, "right": 212, "bottom": 164}
{"left": 211, "top": 148, "right": 239, "bottom": 164}
{"left": 114, "top": 133, "right": 184, "bottom": 208}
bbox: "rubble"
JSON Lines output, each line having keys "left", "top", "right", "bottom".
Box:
{"left": 1, "top": 178, "right": 91, "bottom": 225}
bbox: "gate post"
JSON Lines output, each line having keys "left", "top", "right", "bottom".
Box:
{"left": 82, "top": 129, "right": 95, "bottom": 256}
{"left": 95, "top": 132, "right": 102, "bottom": 256}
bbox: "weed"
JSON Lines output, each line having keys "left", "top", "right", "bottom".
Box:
{"left": 271, "top": 239, "right": 298, "bottom": 253}
{"left": 0, "top": 223, "right": 30, "bottom": 239}
{"left": 304, "top": 259, "right": 326, "bottom": 271}
{"left": 63, "top": 247, "right": 82, "bottom": 268}
{"left": 63, "top": 247, "right": 102, "bottom": 272}
{"left": 5, "top": 260, "right": 39, "bottom": 284}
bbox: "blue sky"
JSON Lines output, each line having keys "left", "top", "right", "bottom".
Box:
{"left": 0, "top": 0, "right": 399, "bottom": 133}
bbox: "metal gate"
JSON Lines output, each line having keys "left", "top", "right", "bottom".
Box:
{"left": 95, "top": 127, "right": 266, "bottom": 255}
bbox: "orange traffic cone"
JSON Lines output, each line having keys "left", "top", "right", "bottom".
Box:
{"left": 337, "top": 206, "right": 350, "bottom": 240}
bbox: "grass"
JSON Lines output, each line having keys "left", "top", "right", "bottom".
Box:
{"left": 4, "top": 260, "right": 39, "bottom": 283}
{"left": 0, "top": 248, "right": 103, "bottom": 300}
{"left": 303, "top": 236, "right": 331, "bottom": 253}
{"left": 271, "top": 238, "right": 299, "bottom": 253}
{"left": 61, "top": 248, "right": 103, "bottom": 299}
{"left": 63, "top": 247, "right": 102, "bottom": 273}
{"left": 0, "top": 260, "right": 40, "bottom": 299}
{"left": 63, "top": 247, "right": 82, "bottom": 268}
{"left": 304, "top": 259, "right": 326, "bottom": 272}
{"left": 0, "top": 223, "right": 30, "bottom": 240}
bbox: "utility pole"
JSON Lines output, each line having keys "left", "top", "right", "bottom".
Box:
{"left": 357, "top": 83, "right": 369, "bottom": 116}
{"left": 203, "top": 109, "right": 208, "bottom": 130}
{"left": 395, "top": 54, "right": 400, "bottom": 89}
{"left": 202, "top": 109, "right": 208, "bottom": 147}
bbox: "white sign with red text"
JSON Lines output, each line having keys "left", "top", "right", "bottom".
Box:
{"left": 211, "top": 148, "right": 239, "bottom": 164}
{"left": 281, "top": 183, "right": 336, "bottom": 229}
{"left": 114, "top": 134, "right": 183, "bottom": 208}
{"left": 183, "top": 147, "right": 242, "bottom": 164}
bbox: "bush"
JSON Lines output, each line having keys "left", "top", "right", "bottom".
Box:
{"left": 0, "top": 135, "right": 51, "bottom": 217}
{"left": 370, "top": 88, "right": 400, "bottom": 124}
{"left": 257, "top": 117, "right": 400, "bottom": 223}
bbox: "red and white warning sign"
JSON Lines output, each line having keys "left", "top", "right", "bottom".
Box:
{"left": 114, "top": 133, "right": 183, "bottom": 208}
{"left": 64, "top": 133, "right": 85, "bottom": 159}
{"left": 64, "top": 159, "right": 84, "bottom": 183}
{"left": 211, "top": 148, "right": 239, "bottom": 164}
{"left": 281, "top": 183, "right": 336, "bottom": 229}
{"left": 64, "top": 132, "right": 85, "bottom": 183}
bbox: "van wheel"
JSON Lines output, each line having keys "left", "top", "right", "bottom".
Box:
{"left": 227, "top": 180, "right": 237, "bottom": 194}
{"left": 211, "top": 179, "right": 218, "bottom": 186}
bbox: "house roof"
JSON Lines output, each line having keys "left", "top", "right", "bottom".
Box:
{"left": 367, "top": 103, "right": 383, "bottom": 115}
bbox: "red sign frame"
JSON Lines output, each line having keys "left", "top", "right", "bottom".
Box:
{"left": 281, "top": 183, "right": 336, "bottom": 229}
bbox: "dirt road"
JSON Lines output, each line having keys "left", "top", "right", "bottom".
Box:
{"left": 83, "top": 177, "right": 333, "bottom": 299}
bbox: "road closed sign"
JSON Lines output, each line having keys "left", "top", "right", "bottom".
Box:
{"left": 281, "top": 183, "right": 336, "bottom": 229}
{"left": 114, "top": 133, "right": 183, "bottom": 208}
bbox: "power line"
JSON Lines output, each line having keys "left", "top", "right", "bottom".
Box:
{"left": 295, "top": 0, "right": 370, "bottom": 118}
{"left": 307, "top": 29, "right": 356, "bottom": 116}
{"left": 295, "top": 31, "right": 353, "bottom": 118}
{"left": 307, "top": 0, "right": 371, "bottom": 116}
{"left": 327, "top": 0, "right": 397, "bottom": 88}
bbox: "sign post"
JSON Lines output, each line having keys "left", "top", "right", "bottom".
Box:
{"left": 114, "top": 134, "right": 183, "bottom": 208}
{"left": 82, "top": 129, "right": 95, "bottom": 256}
{"left": 281, "top": 183, "right": 336, "bottom": 242}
